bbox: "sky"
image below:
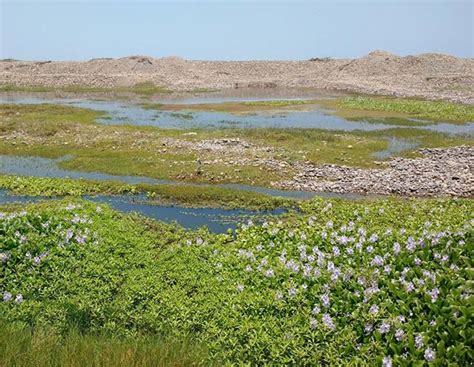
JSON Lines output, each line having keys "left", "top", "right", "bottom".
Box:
{"left": 1, "top": 0, "right": 473, "bottom": 61}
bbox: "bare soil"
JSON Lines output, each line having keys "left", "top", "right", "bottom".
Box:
{"left": 1, "top": 51, "right": 473, "bottom": 103}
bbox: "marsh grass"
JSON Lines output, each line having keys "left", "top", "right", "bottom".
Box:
{"left": 0, "top": 82, "right": 172, "bottom": 96}
{"left": 1, "top": 103, "right": 471, "bottom": 189}
{"left": 333, "top": 96, "right": 474, "bottom": 123}
{"left": 0, "top": 320, "right": 211, "bottom": 367}
{"left": 0, "top": 175, "right": 293, "bottom": 210}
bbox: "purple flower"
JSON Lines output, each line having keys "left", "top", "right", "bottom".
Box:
{"left": 393, "top": 242, "right": 401, "bottom": 255}
{"left": 379, "top": 322, "right": 390, "bottom": 334}
{"left": 428, "top": 288, "right": 440, "bottom": 303}
{"left": 395, "top": 329, "right": 404, "bottom": 342}
{"left": 371, "top": 255, "right": 384, "bottom": 267}
{"left": 415, "top": 335, "right": 424, "bottom": 349}
{"left": 288, "top": 287, "right": 297, "bottom": 297}
{"left": 424, "top": 347, "right": 435, "bottom": 362}
{"left": 322, "top": 313, "right": 335, "bottom": 330}
{"left": 0, "top": 252, "right": 8, "bottom": 264}
{"left": 15, "top": 294, "right": 23, "bottom": 304}
{"left": 321, "top": 293, "right": 330, "bottom": 308}
{"left": 369, "top": 304, "right": 379, "bottom": 315}
{"left": 382, "top": 356, "right": 392, "bottom": 367}
{"left": 3, "top": 291, "right": 12, "bottom": 302}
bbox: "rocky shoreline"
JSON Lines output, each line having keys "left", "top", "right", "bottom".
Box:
{"left": 2, "top": 51, "right": 473, "bottom": 104}
{"left": 277, "top": 146, "right": 474, "bottom": 198}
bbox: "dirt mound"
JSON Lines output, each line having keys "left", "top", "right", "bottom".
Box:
{"left": 0, "top": 51, "right": 472, "bottom": 103}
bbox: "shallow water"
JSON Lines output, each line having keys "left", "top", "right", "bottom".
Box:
{"left": 0, "top": 154, "right": 371, "bottom": 200}
{"left": 372, "top": 138, "right": 420, "bottom": 159}
{"left": 1, "top": 96, "right": 473, "bottom": 135}
{"left": 0, "top": 190, "right": 284, "bottom": 233}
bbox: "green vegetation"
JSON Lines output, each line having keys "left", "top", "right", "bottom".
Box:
{"left": 0, "top": 82, "right": 171, "bottom": 96}
{"left": 1, "top": 103, "right": 471, "bottom": 190}
{"left": 1, "top": 320, "right": 212, "bottom": 367}
{"left": 1, "top": 197, "right": 472, "bottom": 364}
{"left": 0, "top": 175, "right": 293, "bottom": 210}
{"left": 332, "top": 96, "right": 474, "bottom": 123}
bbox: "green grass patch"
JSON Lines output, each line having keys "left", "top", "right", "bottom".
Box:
{"left": 333, "top": 96, "right": 474, "bottom": 123}
{"left": 0, "top": 82, "right": 171, "bottom": 96}
{"left": 0, "top": 319, "right": 212, "bottom": 367}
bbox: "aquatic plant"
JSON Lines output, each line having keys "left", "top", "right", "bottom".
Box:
{"left": 1, "top": 197, "right": 472, "bottom": 364}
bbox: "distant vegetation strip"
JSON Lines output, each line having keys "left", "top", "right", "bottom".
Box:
{"left": 0, "top": 175, "right": 294, "bottom": 210}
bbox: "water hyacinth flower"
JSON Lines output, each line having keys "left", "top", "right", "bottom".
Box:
{"left": 406, "top": 237, "right": 416, "bottom": 252}
{"left": 322, "top": 313, "right": 335, "bottom": 330}
{"left": 382, "top": 356, "right": 392, "bottom": 367}
{"left": 395, "top": 329, "right": 404, "bottom": 341}
{"left": 275, "top": 291, "right": 283, "bottom": 301}
{"left": 379, "top": 322, "right": 390, "bottom": 334}
{"left": 15, "top": 294, "right": 23, "bottom": 304}
{"left": 288, "top": 287, "right": 297, "bottom": 297}
{"left": 3, "top": 291, "right": 12, "bottom": 302}
{"left": 236, "top": 284, "right": 244, "bottom": 292}
{"left": 309, "top": 318, "right": 318, "bottom": 329}
{"left": 264, "top": 268, "right": 275, "bottom": 278}
{"left": 312, "top": 305, "right": 321, "bottom": 315}
{"left": 415, "top": 335, "right": 424, "bottom": 349}
{"left": 427, "top": 288, "right": 440, "bottom": 303}
{"left": 393, "top": 242, "right": 401, "bottom": 255}
{"left": 369, "top": 304, "right": 379, "bottom": 315}
{"left": 371, "top": 255, "right": 384, "bottom": 267}
{"left": 424, "top": 347, "right": 435, "bottom": 362}
{"left": 321, "top": 293, "right": 330, "bottom": 308}
{"left": 365, "top": 323, "right": 373, "bottom": 333}
{"left": 0, "top": 252, "right": 8, "bottom": 264}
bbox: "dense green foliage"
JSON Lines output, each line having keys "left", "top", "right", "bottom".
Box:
{"left": 338, "top": 96, "right": 474, "bottom": 123}
{"left": 1, "top": 197, "right": 472, "bottom": 365}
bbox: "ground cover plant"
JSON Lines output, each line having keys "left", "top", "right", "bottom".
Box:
{"left": 329, "top": 96, "right": 474, "bottom": 123}
{"left": 1, "top": 197, "right": 472, "bottom": 365}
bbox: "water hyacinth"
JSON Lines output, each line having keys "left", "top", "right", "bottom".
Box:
{"left": 1, "top": 197, "right": 472, "bottom": 365}
{"left": 424, "top": 347, "right": 436, "bottom": 362}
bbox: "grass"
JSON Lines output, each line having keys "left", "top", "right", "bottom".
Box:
{"left": 329, "top": 96, "right": 474, "bottom": 123}
{"left": 0, "top": 320, "right": 212, "bottom": 367}
{"left": 0, "top": 82, "right": 172, "bottom": 96}
{"left": 1, "top": 103, "right": 472, "bottom": 190}
{"left": 1, "top": 197, "right": 472, "bottom": 364}
{"left": 0, "top": 175, "right": 294, "bottom": 210}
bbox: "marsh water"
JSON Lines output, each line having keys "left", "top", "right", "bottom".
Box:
{"left": 0, "top": 190, "right": 284, "bottom": 233}
{"left": 0, "top": 154, "right": 370, "bottom": 200}
{"left": 1, "top": 95, "right": 473, "bottom": 135}
{"left": 1, "top": 90, "right": 472, "bottom": 231}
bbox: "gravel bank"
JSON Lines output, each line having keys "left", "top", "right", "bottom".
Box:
{"left": 277, "top": 146, "right": 474, "bottom": 197}
{"left": 1, "top": 51, "right": 473, "bottom": 103}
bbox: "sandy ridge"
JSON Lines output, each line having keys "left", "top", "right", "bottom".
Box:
{"left": 1, "top": 51, "right": 473, "bottom": 103}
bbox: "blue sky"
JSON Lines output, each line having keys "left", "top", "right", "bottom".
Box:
{"left": 1, "top": 1, "right": 472, "bottom": 60}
